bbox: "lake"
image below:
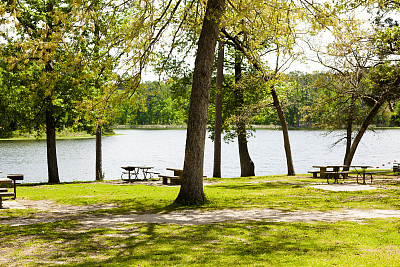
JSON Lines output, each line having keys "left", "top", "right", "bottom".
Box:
{"left": 0, "top": 129, "right": 399, "bottom": 183}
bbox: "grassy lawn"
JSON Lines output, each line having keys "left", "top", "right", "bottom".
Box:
{"left": 1, "top": 175, "right": 400, "bottom": 266}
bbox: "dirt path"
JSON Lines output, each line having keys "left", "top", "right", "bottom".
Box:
{"left": 2, "top": 200, "right": 400, "bottom": 229}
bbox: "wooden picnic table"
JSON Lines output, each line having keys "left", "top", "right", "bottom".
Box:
{"left": 312, "top": 165, "right": 350, "bottom": 184}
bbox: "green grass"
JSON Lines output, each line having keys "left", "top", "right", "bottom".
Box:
{"left": 1, "top": 175, "right": 400, "bottom": 266}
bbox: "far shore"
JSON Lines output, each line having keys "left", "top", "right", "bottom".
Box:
{"left": 1, "top": 124, "right": 399, "bottom": 141}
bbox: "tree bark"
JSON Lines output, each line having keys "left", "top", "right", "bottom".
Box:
{"left": 271, "top": 87, "right": 295, "bottom": 176}
{"left": 175, "top": 0, "right": 225, "bottom": 205}
{"left": 96, "top": 125, "right": 103, "bottom": 181}
{"left": 344, "top": 100, "right": 384, "bottom": 167}
{"left": 235, "top": 51, "right": 255, "bottom": 177}
{"left": 213, "top": 39, "right": 224, "bottom": 178}
{"left": 46, "top": 100, "right": 60, "bottom": 184}
{"left": 344, "top": 95, "right": 356, "bottom": 165}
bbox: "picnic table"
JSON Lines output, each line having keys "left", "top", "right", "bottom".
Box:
{"left": 121, "top": 166, "right": 154, "bottom": 182}
{"left": 312, "top": 165, "right": 350, "bottom": 184}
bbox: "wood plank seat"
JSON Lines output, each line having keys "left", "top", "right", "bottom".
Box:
{"left": 325, "top": 171, "right": 351, "bottom": 184}
{"left": 358, "top": 170, "right": 391, "bottom": 184}
{"left": 0, "top": 188, "right": 8, "bottom": 192}
{"left": 393, "top": 164, "right": 399, "bottom": 174}
{"left": 0, "top": 178, "right": 12, "bottom": 184}
{"left": 158, "top": 174, "right": 181, "bottom": 185}
{"left": 146, "top": 171, "right": 160, "bottom": 179}
{"left": 308, "top": 170, "right": 320, "bottom": 178}
{"left": 0, "top": 192, "right": 15, "bottom": 208}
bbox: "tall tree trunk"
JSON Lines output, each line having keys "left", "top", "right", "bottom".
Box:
{"left": 175, "top": 0, "right": 225, "bottom": 205}
{"left": 235, "top": 51, "right": 254, "bottom": 177}
{"left": 213, "top": 39, "right": 224, "bottom": 178}
{"left": 344, "top": 95, "right": 356, "bottom": 165}
{"left": 93, "top": 19, "right": 103, "bottom": 182}
{"left": 344, "top": 100, "right": 384, "bottom": 167}
{"left": 271, "top": 87, "right": 295, "bottom": 176}
{"left": 46, "top": 100, "right": 60, "bottom": 184}
{"left": 96, "top": 125, "right": 103, "bottom": 181}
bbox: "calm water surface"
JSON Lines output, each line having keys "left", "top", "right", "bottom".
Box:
{"left": 0, "top": 129, "right": 398, "bottom": 183}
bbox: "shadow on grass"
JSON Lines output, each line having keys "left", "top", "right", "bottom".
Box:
{"left": 208, "top": 181, "right": 306, "bottom": 191}
{"left": 1, "top": 220, "right": 363, "bottom": 266}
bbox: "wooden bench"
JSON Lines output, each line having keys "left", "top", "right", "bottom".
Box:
{"left": 158, "top": 175, "right": 181, "bottom": 185}
{"left": 0, "top": 178, "right": 15, "bottom": 208}
{"left": 308, "top": 170, "right": 320, "bottom": 178}
{"left": 359, "top": 170, "right": 391, "bottom": 184}
{"left": 145, "top": 171, "right": 160, "bottom": 179}
{"left": 393, "top": 164, "right": 399, "bottom": 174}
{"left": 0, "top": 192, "right": 15, "bottom": 208}
{"left": 325, "top": 171, "right": 351, "bottom": 184}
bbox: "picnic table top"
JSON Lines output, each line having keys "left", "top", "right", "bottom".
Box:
{"left": 166, "top": 168, "right": 183, "bottom": 171}
{"left": 121, "top": 166, "right": 153, "bottom": 170}
{"left": 351, "top": 165, "right": 373, "bottom": 168}
{"left": 313, "top": 165, "right": 349, "bottom": 168}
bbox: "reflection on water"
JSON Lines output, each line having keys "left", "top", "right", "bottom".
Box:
{"left": 0, "top": 129, "right": 399, "bottom": 183}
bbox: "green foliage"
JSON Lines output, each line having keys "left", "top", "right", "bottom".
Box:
{"left": 112, "top": 81, "right": 189, "bottom": 125}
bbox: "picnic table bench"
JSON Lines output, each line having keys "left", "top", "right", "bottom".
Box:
{"left": 393, "top": 163, "right": 399, "bottom": 174}
{"left": 308, "top": 170, "right": 321, "bottom": 178}
{"left": 159, "top": 168, "right": 183, "bottom": 185}
{"left": 0, "top": 178, "right": 15, "bottom": 209}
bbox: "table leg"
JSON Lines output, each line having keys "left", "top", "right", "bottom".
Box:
{"left": 13, "top": 180, "right": 16, "bottom": 199}
{"left": 134, "top": 168, "right": 140, "bottom": 180}
{"left": 320, "top": 167, "right": 327, "bottom": 179}
{"left": 142, "top": 169, "right": 148, "bottom": 180}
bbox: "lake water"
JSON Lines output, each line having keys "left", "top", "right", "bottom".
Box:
{"left": 0, "top": 129, "right": 399, "bottom": 183}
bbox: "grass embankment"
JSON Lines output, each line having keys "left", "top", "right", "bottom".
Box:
{"left": 1, "top": 175, "right": 400, "bottom": 266}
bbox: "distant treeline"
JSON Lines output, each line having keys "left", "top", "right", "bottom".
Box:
{"left": 112, "top": 71, "right": 400, "bottom": 128}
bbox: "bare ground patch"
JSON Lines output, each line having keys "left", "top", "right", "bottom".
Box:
{"left": 2, "top": 199, "right": 400, "bottom": 228}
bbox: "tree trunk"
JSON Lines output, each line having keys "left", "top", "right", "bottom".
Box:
{"left": 96, "top": 125, "right": 103, "bottom": 181}
{"left": 344, "top": 95, "right": 356, "bottom": 165}
{"left": 46, "top": 101, "right": 60, "bottom": 184}
{"left": 344, "top": 100, "right": 384, "bottom": 167}
{"left": 235, "top": 51, "right": 255, "bottom": 177}
{"left": 213, "top": 39, "right": 224, "bottom": 178}
{"left": 271, "top": 87, "right": 295, "bottom": 176}
{"left": 237, "top": 121, "right": 255, "bottom": 176}
{"left": 175, "top": 0, "right": 225, "bottom": 205}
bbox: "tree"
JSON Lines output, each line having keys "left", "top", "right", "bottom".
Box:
{"left": 1, "top": 0, "right": 90, "bottom": 183}
{"left": 220, "top": 0, "right": 300, "bottom": 176}
{"left": 175, "top": 0, "right": 225, "bottom": 205}
{"left": 307, "top": 0, "right": 400, "bottom": 166}
{"left": 213, "top": 38, "right": 224, "bottom": 178}
{"left": 234, "top": 50, "right": 255, "bottom": 177}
